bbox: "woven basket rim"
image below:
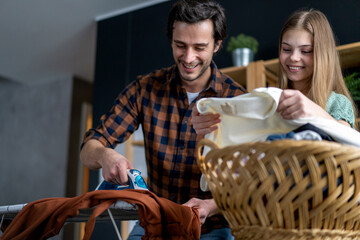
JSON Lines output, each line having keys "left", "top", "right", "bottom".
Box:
{"left": 196, "top": 139, "right": 360, "bottom": 235}
{"left": 232, "top": 225, "right": 360, "bottom": 239}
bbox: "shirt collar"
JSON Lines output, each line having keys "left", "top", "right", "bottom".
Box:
{"left": 208, "top": 61, "right": 224, "bottom": 95}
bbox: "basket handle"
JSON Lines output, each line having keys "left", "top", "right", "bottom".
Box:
{"left": 195, "top": 138, "right": 219, "bottom": 166}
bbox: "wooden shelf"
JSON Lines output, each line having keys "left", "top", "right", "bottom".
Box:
{"left": 221, "top": 41, "right": 360, "bottom": 91}
{"left": 338, "top": 42, "right": 360, "bottom": 70}
{"left": 220, "top": 65, "right": 247, "bottom": 86}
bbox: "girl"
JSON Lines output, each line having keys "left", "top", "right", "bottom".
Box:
{"left": 276, "top": 9, "right": 357, "bottom": 129}
{"left": 192, "top": 9, "right": 358, "bottom": 135}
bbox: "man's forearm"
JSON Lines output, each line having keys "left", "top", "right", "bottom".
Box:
{"left": 207, "top": 198, "right": 221, "bottom": 217}
{"left": 80, "top": 139, "right": 106, "bottom": 169}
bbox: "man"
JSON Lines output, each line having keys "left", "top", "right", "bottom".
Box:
{"left": 80, "top": 0, "right": 246, "bottom": 238}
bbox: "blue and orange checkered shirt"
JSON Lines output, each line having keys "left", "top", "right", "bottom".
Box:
{"left": 83, "top": 61, "right": 246, "bottom": 232}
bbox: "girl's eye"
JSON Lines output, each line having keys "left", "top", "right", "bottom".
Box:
{"left": 302, "top": 50, "right": 313, "bottom": 54}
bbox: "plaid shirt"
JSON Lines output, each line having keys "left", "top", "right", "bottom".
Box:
{"left": 83, "top": 61, "right": 246, "bottom": 233}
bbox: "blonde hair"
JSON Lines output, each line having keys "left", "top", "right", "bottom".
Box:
{"left": 278, "top": 9, "right": 358, "bottom": 128}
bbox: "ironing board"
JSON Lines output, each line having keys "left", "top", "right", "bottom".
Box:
{"left": 0, "top": 200, "right": 139, "bottom": 223}
{"left": 0, "top": 170, "right": 147, "bottom": 239}
{"left": 0, "top": 200, "right": 139, "bottom": 240}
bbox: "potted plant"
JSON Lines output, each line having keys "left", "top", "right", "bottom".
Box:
{"left": 226, "top": 33, "right": 259, "bottom": 66}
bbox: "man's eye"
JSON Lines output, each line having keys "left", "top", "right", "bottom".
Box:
{"left": 195, "top": 47, "right": 205, "bottom": 51}
{"left": 282, "top": 48, "right": 291, "bottom": 52}
{"left": 176, "top": 45, "right": 185, "bottom": 49}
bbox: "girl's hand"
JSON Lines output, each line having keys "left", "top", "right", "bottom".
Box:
{"left": 276, "top": 89, "right": 331, "bottom": 119}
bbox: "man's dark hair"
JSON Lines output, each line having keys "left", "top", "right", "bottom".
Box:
{"left": 166, "top": 0, "right": 227, "bottom": 43}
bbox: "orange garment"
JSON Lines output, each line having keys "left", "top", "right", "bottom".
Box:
{"left": 0, "top": 189, "right": 200, "bottom": 240}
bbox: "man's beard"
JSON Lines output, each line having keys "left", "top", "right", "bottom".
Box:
{"left": 178, "top": 60, "right": 211, "bottom": 82}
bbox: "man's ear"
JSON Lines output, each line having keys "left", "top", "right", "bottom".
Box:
{"left": 214, "top": 40, "right": 222, "bottom": 53}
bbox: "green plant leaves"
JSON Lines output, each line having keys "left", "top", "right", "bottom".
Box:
{"left": 226, "top": 33, "right": 259, "bottom": 54}
{"left": 345, "top": 72, "right": 360, "bottom": 101}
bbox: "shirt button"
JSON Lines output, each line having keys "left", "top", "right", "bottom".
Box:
{"left": 184, "top": 120, "right": 188, "bottom": 124}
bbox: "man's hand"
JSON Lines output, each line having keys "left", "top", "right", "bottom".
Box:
{"left": 191, "top": 105, "right": 221, "bottom": 135}
{"left": 183, "top": 198, "right": 220, "bottom": 225}
{"left": 80, "top": 139, "right": 134, "bottom": 185}
{"left": 99, "top": 147, "right": 134, "bottom": 185}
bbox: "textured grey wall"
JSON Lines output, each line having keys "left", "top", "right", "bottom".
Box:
{"left": 0, "top": 77, "right": 72, "bottom": 205}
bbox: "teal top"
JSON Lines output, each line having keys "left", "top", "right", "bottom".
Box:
{"left": 326, "top": 91, "right": 355, "bottom": 128}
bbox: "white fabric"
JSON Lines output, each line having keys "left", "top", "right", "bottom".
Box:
{"left": 187, "top": 91, "right": 200, "bottom": 104}
{"left": 293, "top": 130, "right": 322, "bottom": 141}
{"left": 196, "top": 87, "right": 360, "bottom": 149}
{"left": 197, "top": 87, "right": 360, "bottom": 191}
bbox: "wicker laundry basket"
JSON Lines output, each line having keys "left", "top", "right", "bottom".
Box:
{"left": 196, "top": 139, "right": 360, "bottom": 240}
